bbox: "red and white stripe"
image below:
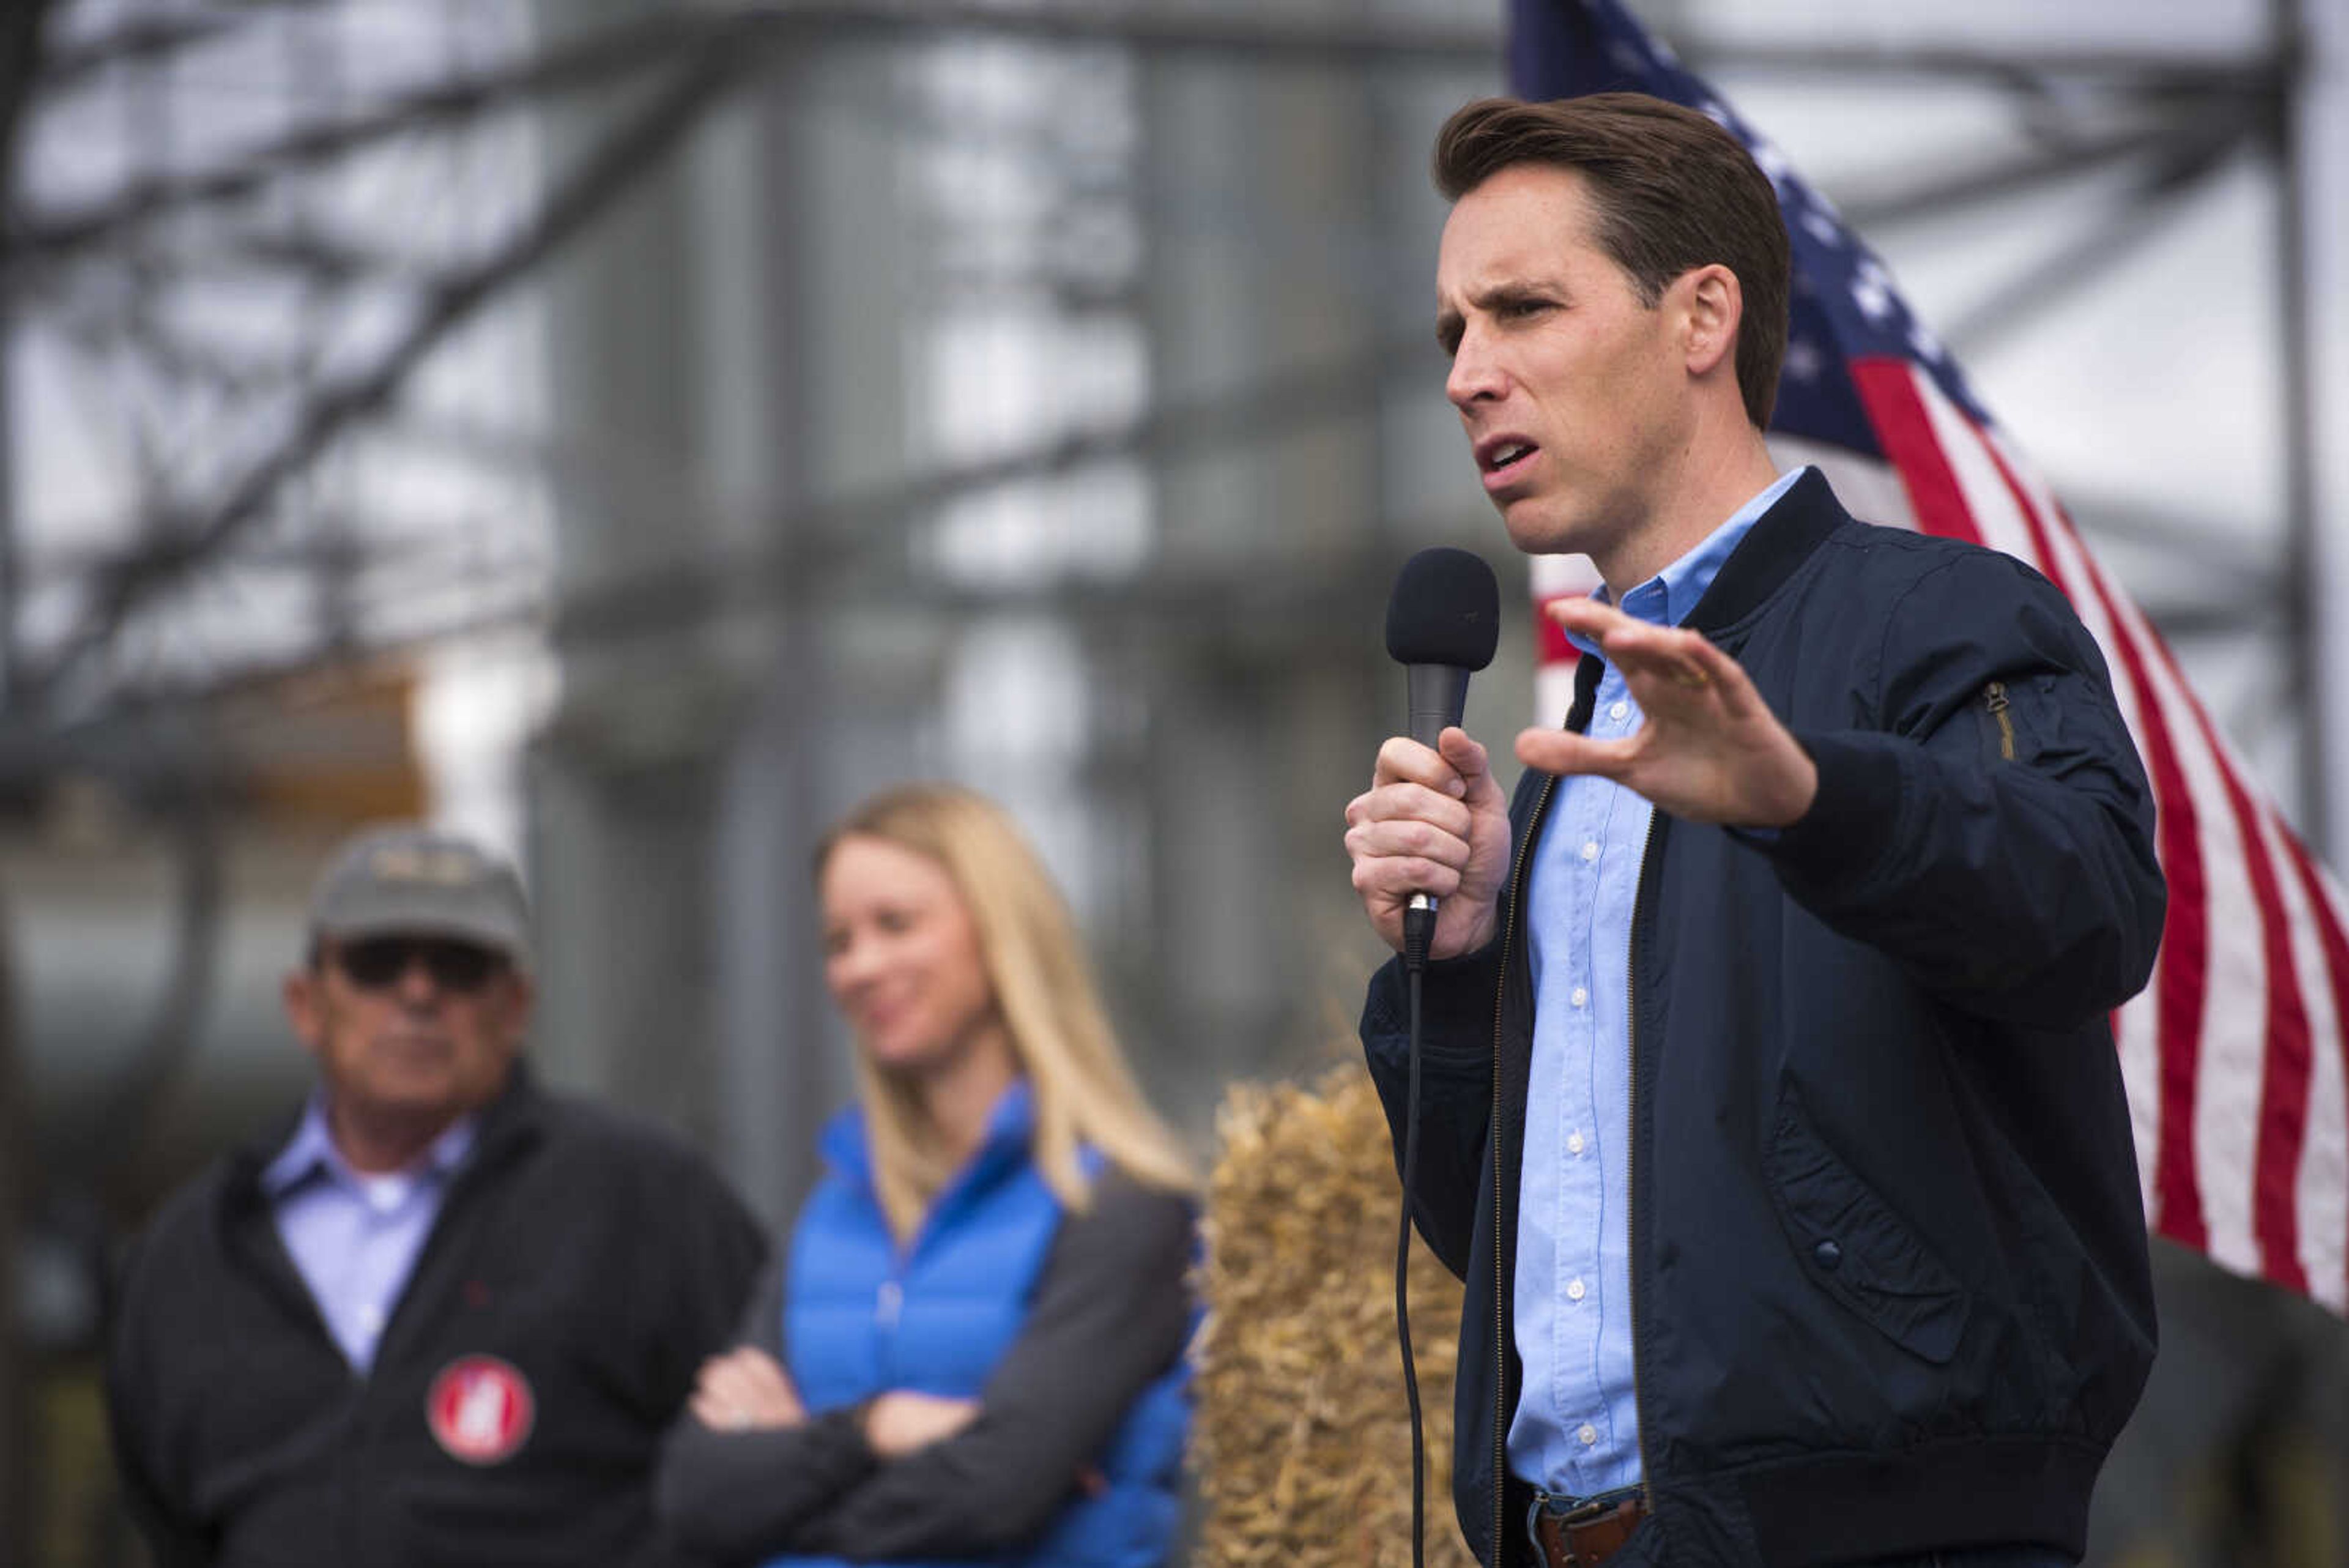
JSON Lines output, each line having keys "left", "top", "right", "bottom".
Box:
{"left": 1531, "top": 357, "right": 2349, "bottom": 1312}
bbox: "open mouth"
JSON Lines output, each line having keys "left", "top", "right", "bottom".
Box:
{"left": 1479, "top": 438, "right": 1538, "bottom": 489}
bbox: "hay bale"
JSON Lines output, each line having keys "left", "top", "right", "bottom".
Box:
{"left": 1192, "top": 1060, "right": 1480, "bottom": 1568}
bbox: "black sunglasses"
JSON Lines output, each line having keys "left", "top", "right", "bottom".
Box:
{"left": 332, "top": 936, "right": 507, "bottom": 994}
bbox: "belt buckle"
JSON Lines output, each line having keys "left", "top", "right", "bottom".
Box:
{"left": 1527, "top": 1492, "right": 1608, "bottom": 1568}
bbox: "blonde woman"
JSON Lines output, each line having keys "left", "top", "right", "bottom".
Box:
{"left": 658, "top": 785, "right": 1197, "bottom": 1568}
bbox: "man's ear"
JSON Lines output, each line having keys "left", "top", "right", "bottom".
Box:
{"left": 283, "top": 968, "right": 326, "bottom": 1059}
{"left": 1679, "top": 263, "right": 1743, "bottom": 380}
{"left": 498, "top": 970, "right": 536, "bottom": 1050}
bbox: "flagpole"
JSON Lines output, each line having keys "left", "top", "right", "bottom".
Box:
{"left": 2271, "top": 0, "right": 2328, "bottom": 856}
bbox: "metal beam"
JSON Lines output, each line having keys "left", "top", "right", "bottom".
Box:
{"left": 1942, "top": 117, "right": 2247, "bottom": 353}
{"left": 18, "top": 34, "right": 756, "bottom": 716}
{"left": 7, "top": 1, "right": 2309, "bottom": 751}
{"left": 6, "top": 9, "right": 704, "bottom": 269}
{"left": 1835, "top": 115, "right": 2247, "bottom": 231}
{"left": 26, "top": 2, "right": 2289, "bottom": 276}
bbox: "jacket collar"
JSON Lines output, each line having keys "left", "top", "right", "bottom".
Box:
{"left": 1683, "top": 465, "right": 1847, "bottom": 636}
{"left": 226, "top": 1063, "right": 547, "bottom": 1217}
{"left": 818, "top": 1078, "right": 1037, "bottom": 1194}
{"left": 1565, "top": 466, "right": 1849, "bottom": 731}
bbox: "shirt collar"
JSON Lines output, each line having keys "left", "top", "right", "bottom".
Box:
{"left": 1568, "top": 466, "right": 1807, "bottom": 658}
{"left": 259, "top": 1091, "right": 479, "bottom": 1197}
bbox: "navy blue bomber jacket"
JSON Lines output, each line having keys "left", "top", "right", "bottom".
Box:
{"left": 1360, "top": 469, "right": 2165, "bottom": 1568}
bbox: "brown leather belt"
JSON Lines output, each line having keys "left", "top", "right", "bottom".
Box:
{"left": 1528, "top": 1494, "right": 1650, "bottom": 1568}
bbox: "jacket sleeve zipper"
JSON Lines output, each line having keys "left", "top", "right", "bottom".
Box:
{"left": 1985, "top": 680, "right": 2015, "bottom": 760}
{"left": 1493, "top": 772, "right": 1557, "bottom": 1564}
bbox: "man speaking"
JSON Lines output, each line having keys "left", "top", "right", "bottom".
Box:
{"left": 1344, "top": 95, "right": 2165, "bottom": 1568}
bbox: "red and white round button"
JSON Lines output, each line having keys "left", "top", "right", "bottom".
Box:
{"left": 426, "top": 1354, "right": 536, "bottom": 1466}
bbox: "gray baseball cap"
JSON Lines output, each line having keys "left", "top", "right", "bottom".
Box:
{"left": 306, "top": 824, "right": 532, "bottom": 968}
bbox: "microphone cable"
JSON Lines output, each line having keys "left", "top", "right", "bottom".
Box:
{"left": 1397, "top": 900, "right": 1437, "bottom": 1568}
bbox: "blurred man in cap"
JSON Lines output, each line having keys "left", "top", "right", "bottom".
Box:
{"left": 106, "top": 824, "right": 766, "bottom": 1567}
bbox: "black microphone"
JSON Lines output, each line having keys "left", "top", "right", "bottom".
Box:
{"left": 1384, "top": 547, "right": 1501, "bottom": 942}
{"left": 1379, "top": 546, "right": 1498, "bottom": 1568}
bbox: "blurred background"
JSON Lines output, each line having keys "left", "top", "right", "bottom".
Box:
{"left": 0, "top": 0, "right": 2342, "bottom": 1562}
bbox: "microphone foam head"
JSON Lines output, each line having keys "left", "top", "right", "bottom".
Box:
{"left": 1385, "top": 547, "right": 1501, "bottom": 669}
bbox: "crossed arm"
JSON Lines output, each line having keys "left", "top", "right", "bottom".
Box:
{"left": 656, "top": 1175, "right": 1195, "bottom": 1565}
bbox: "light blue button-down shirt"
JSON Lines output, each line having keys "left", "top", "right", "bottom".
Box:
{"left": 261, "top": 1096, "right": 478, "bottom": 1373}
{"left": 1508, "top": 466, "right": 1803, "bottom": 1498}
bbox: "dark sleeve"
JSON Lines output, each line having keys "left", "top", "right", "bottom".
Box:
{"left": 633, "top": 1146, "right": 771, "bottom": 1425}
{"left": 104, "top": 1233, "right": 217, "bottom": 1568}
{"left": 1751, "top": 550, "right": 2167, "bottom": 1027}
{"left": 1356, "top": 766, "right": 1545, "bottom": 1279}
{"left": 784, "top": 1174, "right": 1197, "bottom": 1559}
{"left": 1359, "top": 943, "right": 1497, "bottom": 1279}
{"left": 655, "top": 1254, "right": 883, "bottom": 1566}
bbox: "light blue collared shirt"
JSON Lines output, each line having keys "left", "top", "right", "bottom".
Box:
{"left": 1509, "top": 466, "right": 1803, "bottom": 1498}
{"left": 261, "top": 1096, "right": 478, "bottom": 1373}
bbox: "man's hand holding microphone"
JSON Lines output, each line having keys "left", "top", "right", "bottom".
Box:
{"left": 1345, "top": 555, "right": 1819, "bottom": 963}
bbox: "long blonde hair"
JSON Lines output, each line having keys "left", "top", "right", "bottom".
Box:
{"left": 818, "top": 784, "right": 1195, "bottom": 1239}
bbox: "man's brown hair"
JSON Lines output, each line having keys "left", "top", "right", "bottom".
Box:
{"left": 1433, "top": 92, "right": 1791, "bottom": 429}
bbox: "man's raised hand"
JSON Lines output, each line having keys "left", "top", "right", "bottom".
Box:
{"left": 1516, "top": 597, "right": 1817, "bottom": 828}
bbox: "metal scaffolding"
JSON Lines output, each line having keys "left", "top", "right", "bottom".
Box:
{"left": 0, "top": 2, "right": 2332, "bottom": 1561}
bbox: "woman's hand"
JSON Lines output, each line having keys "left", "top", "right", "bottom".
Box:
{"left": 689, "top": 1346, "right": 807, "bottom": 1433}
{"left": 862, "top": 1391, "right": 981, "bottom": 1457}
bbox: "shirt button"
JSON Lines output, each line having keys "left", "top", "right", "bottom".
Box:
{"left": 1580, "top": 840, "right": 1600, "bottom": 862}
{"left": 1570, "top": 986, "right": 1589, "bottom": 1009}
{"left": 1567, "top": 1132, "right": 1586, "bottom": 1155}
{"left": 356, "top": 1305, "right": 384, "bottom": 1331}
{"left": 1608, "top": 700, "right": 1629, "bottom": 723}
{"left": 1578, "top": 1424, "right": 1598, "bottom": 1447}
{"left": 1567, "top": 1278, "right": 1587, "bottom": 1302}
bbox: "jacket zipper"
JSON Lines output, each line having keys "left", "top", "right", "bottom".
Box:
{"left": 1624, "top": 812, "right": 1660, "bottom": 1504}
{"left": 1493, "top": 772, "right": 1558, "bottom": 1563}
{"left": 1489, "top": 784, "right": 1660, "bottom": 1550}
{"left": 1985, "top": 680, "right": 2014, "bottom": 760}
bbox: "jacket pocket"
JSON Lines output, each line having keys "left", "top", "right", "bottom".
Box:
{"left": 1764, "top": 1087, "right": 1971, "bottom": 1364}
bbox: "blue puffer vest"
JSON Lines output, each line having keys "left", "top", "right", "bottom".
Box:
{"left": 765, "top": 1084, "right": 1187, "bottom": 1568}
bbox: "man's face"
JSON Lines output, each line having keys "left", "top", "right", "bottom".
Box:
{"left": 284, "top": 933, "right": 532, "bottom": 1137}
{"left": 1436, "top": 163, "right": 1693, "bottom": 565}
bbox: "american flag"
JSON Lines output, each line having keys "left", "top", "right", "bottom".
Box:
{"left": 1513, "top": 0, "right": 2349, "bottom": 1312}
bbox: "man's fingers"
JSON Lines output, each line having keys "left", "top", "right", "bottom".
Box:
{"left": 1549, "top": 598, "right": 1729, "bottom": 697}
{"left": 1594, "top": 619, "right": 1707, "bottom": 683}
{"left": 1545, "top": 595, "right": 1628, "bottom": 644}
{"left": 1345, "top": 811, "right": 1472, "bottom": 870}
{"left": 1435, "top": 726, "right": 1494, "bottom": 792}
{"left": 1372, "top": 734, "right": 1467, "bottom": 795}
{"left": 1516, "top": 726, "right": 1628, "bottom": 779}
{"left": 1347, "top": 778, "right": 1475, "bottom": 839}
{"left": 1678, "top": 633, "right": 1767, "bottom": 715}
{"left": 1352, "top": 852, "right": 1463, "bottom": 904}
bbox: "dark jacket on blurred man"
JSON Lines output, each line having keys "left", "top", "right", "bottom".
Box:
{"left": 106, "top": 825, "right": 764, "bottom": 1567}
